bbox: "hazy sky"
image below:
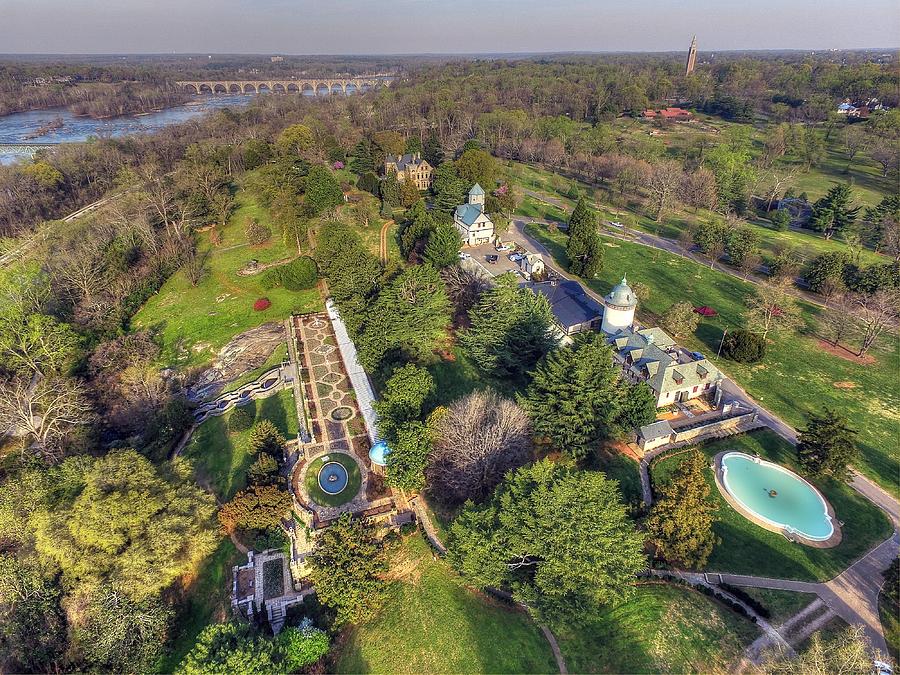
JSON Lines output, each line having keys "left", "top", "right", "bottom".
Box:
{"left": 3, "top": 0, "right": 899, "bottom": 54}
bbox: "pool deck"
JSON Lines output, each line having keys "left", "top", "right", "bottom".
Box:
{"left": 713, "top": 451, "right": 843, "bottom": 549}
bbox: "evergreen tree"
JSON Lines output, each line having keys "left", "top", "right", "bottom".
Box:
{"left": 356, "top": 263, "right": 451, "bottom": 370}
{"left": 424, "top": 222, "right": 463, "bottom": 268}
{"left": 373, "top": 363, "right": 434, "bottom": 442}
{"left": 613, "top": 381, "right": 658, "bottom": 434}
{"left": 566, "top": 197, "right": 604, "bottom": 277}
{"left": 399, "top": 200, "right": 435, "bottom": 258}
{"left": 380, "top": 172, "right": 401, "bottom": 208}
{"left": 404, "top": 136, "right": 424, "bottom": 155}
{"left": 432, "top": 162, "right": 467, "bottom": 212}
{"left": 248, "top": 420, "right": 286, "bottom": 457}
{"left": 810, "top": 183, "right": 860, "bottom": 240}
{"left": 308, "top": 513, "right": 388, "bottom": 626}
{"left": 178, "top": 621, "right": 276, "bottom": 675}
{"left": 349, "top": 139, "right": 374, "bottom": 174}
{"left": 357, "top": 171, "right": 379, "bottom": 195}
{"left": 797, "top": 408, "right": 858, "bottom": 480}
{"left": 423, "top": 132, "right": 444, "bottom": 167}
{"left": 386, "top": 421, "right": 432, "bottom": 491}
{"left": 521, "top": 333, "right": 621, "bottom": 460}
{"left": 448, "top": 460, "right": 646, "bottom": 626}
{"left": 461, "top": 274, "right": 556, "bottom": 382}
{"left": 399, "top": 178, "right": 421, "bottom": 208}
{"left": 303, "top": 165, "right": 343, "bottom": 216}
{"left": 646, "top": 450, "right": 719, "bottom": 568}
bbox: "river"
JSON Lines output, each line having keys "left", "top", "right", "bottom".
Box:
{"left": 0, "top": 94, "right": 255, "bottom": 165}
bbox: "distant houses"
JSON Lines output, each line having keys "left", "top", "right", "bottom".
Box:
{"left": 641, "top": 107, "right": 694, "bottom": 121}
{"left": 836, "top": 98, "right": 888, "bottom": 119}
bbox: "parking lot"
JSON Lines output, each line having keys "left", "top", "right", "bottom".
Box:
{"left": 460, "top": 241, "right": 528, "bottom": 279}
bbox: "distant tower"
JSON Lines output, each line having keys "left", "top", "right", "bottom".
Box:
{"left": 601, "top": 275, "right": 637, "bottom": 334}
{"left": 685, "top": 36, "right": 698, "bottom": 76}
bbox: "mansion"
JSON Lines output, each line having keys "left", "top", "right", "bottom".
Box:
{"left": 384, "top": 152, "right": 434, "bottom": 190}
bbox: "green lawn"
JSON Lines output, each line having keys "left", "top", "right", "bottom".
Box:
{"left": 304, "top": 452, "right": 362, "bottom": 508}
{"left": 184, "top": 390, "right": 299, "bottom": 501}
{"left": 524, "top": 222, "right": 900, "bottom": 496}
{"left": 132, "top": 187, "right": 321, "bottom": 369}
{"left": 651, "top": 430, "right": 892, "bottom": 581}
{"left": 334, "top": 534, "right": 556, "bottom": 674}
{"left": 158, "top": 537, "right": 241, "bottom": 673}
{"left": 425, "top": 346, "right": 520, "bottom": 407}
{"left": 879, "top": 587, "right": 899, "bottom": 663}
{"left": 593, "top": 447, "right": 643, "bottom": 508}
{"left": 735, "top": 587, "right": 818, "bottom": 625}
{"left": 555, "top": 582, "right": 760, "bottom": 674}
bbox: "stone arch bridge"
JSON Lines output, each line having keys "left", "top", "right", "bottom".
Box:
{"left": 176, "top": 74, "right": 395, "bottom": 96}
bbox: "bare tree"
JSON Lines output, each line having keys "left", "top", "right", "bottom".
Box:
{"left": 842, "top": 125, "right": 871, "bottom": 167}
{"left": 441, "top": 265, "right": 491, "bottom": 318}
{"left": 850, "top": 289, "right": 899, "bottom": 356}
{"left": 646, "top": 160, "right": 683, "bottom": 221}
{"left": 819, "top": 294, "right": 853, "bottom": 348}
{"left": 760, "top": 169, "right": 796, "bottom": 211}
{"left": 0, "top": 376, "right": 92, "bottom": 461}
{"left": 426, "top": 391, "right": 532, "bottom": 504}
{"left": 678, "top": 167, "right": 717, "bottom": 212}
{"left": 744, "top": 279, "right": 803, "bottom": 340}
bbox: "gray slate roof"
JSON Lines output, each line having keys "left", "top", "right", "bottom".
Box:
{"left": 524, "top": 280, "right": 603, "bottom": 330}
{"left": 386, "top": 153, "right": 428, "bottom": 171}
{"left": 609, "top": 327, "right": 721, "bottom": 397}
{"left": 639, "top": 420, "right": 674, "bottom": 441}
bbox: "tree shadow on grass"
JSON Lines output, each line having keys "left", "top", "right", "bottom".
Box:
{"left": 258, "top": 394, "right": 288, "bottom": 436}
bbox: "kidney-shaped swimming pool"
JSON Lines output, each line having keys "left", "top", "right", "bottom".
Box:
{"left": 719, "top": 452, "right": 834, "bottom": 542}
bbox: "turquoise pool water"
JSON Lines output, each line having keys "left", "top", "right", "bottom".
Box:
{"left": 720, "top": 452, "right": 834, "bottom": 541}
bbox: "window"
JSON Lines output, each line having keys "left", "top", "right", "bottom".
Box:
{"left": 692, "top": 386, "right": 698, "bottom": 393}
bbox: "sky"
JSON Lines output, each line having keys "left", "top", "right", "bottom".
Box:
{"left": 2, "top": 0, "right": 899, "bottom": 54}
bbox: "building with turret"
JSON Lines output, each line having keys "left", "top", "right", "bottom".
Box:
{"left": 601, "top": 276, "right": 637, "bottom": 334}
{"left": 453, "top": 184, "right": 495, "bottom": 246}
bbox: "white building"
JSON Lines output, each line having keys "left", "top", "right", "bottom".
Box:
{"left": 453, "top": 184, "right": 495, "bottom": 247}
{"left": 520, "top": 253, "right": 545, "bottom": 278}
{"left": 600, "top": 275, "right": 637, "bottom": 334}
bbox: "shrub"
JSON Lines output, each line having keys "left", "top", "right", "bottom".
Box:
{"left": 253, "top": 298, "right": 272, "bottom": 312}
{"left": 722, "top": 329, "right": 767, "bottom": 363}
{"left": 259, "top": 268, "right": 282, "bottom": 290}
{"left": 279, "top": 257, "right": 318, "bottom": 291}
{"left": 246, "top": 219, "right": 272, "bottom": 245}
{"left": 248, "top": 453, "right": 279, "bottom": 481}
{"left": 229, "top": 407, "right": 254, "bottom": 432}
{"left": 770, "top": 209, "right": 791, "bottom": 231}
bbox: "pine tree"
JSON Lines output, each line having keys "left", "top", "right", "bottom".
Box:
{"left": 424, "top": 222, "right": 463, "bottom": 268}
{"left": 520, "top": 333, "right": 620, "bottom": 460}
{"left": 810, "top": 183, "right": 860, "bottom": 240}
{"left": 646, "top": 450, "right": 719, "bottom": 568}
{"left": 380, "top": 172, "right": 401, "bottom": 208}
{"left": 613, "top": 381, "right": 658, "bottom": 434}
{"left": 461, "top": 274, "right": 555, "bottom": 382}
{"left": 423, "top": 132, "right": 444, "bottom": 167}
{"left": 349, "top": 139, "right": 374, "bottom": 174}
{"left": 432, "top": 162, "right": 467, "bottom": 212}
{"left": 566, "top": 197, "right": 604, "bottom": 277}
{"left": 797, "top": 408, "right": 858, "bottom": 480}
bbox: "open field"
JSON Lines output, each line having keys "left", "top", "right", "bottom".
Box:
{"left": 334, "top": 534, "right": 556, "bottom": 674}
{"left": 184, "top": 389, "right": 299, "bottom": 501}
{"left": 555, "top": 582, "right": 760, "bottom": 673}
{"left": 651, "top": 430, "right": 892, "bottom": 581}
{"left": 132, "top": 186, "right": 321, "bottom": 369}
{"left": 524, "top": 222, "right": 899, "bottom": 496}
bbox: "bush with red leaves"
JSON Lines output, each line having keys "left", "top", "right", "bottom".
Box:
{"left": 253, "top": 298, "right": 271, "bottom": 311}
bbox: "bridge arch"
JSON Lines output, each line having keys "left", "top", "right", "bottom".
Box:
{"left": 228, "top": 83, "right": 241, "bottom": 93}
{"left": 286, "top": 83, "right": 299, "bottom": 93}
{"left": 272, "top": 83, "right": 286, "bottom": 93}
{"left": 183, "top": 84, "right": 198, "bottom": 94}
{"left": 243, "top": 83, "right": 257, "bottom": 94}
{"left": 258, "top": 83, "right": 271, "bottom": 93}
{"left": 330, "top": 82, "right": 344, "bottom": 95}
{"left": 315, "top": 82, "right": 330, "bottom": 96}
{"left": 213, "top": 83, "right": 227, "bottom": 94}
{"left": 345, "top": 82, "right": 358, "bottom": 94}
{"left": 198, "top": 84, "right": 213, "bottom": 94}
{"left": 301, "top": 83, "right": 315, "bottom": 96}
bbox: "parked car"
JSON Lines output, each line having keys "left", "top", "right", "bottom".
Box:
{"left": 691, "top": 351, "right": 706, "bottom": 361}
{"left": 486, "top": 254, "right": 499, "bottom": 263}
{"left": 458, "top": 252, "right": 471, "bottom": 260}
{"left": 509, "top": 253, "right": 524, "bottom": 262}
{"left": 607, "top": 220, "right": 624, "bottom": 228}
{"left": 496, "top": 243, "right": 511, "bottom": 252}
